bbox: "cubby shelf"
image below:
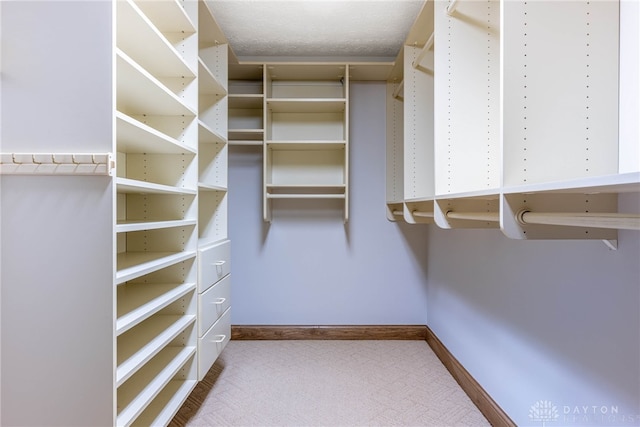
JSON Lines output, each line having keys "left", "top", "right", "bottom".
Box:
{"left": 199, "top": 58, "right": 227, "bottom": 97}
{"left": 229, "top": 94, "right": 263, "bottom": 109}
{"left": 117, "top": 282, "right": 197, "bottom": 336}
{"left": 198, "top": 121, "right": 226, "bottom": 145}
{"left": 116, "top": 251, "right": 197, "bottom": 285}
{"left": 117, "top": 314, "right": 196, "bottom": 386}
{"left": 133, "top": 0, "right": 196, "bottom": 35}
{"left": 116, "top": 345, "right": 196, "bottom": 427}
{"left": 198, "top": 183, "right": 227, "bottom": 192}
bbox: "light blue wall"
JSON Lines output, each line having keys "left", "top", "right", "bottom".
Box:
{"left": 426, "top": 197, "right": 640, "bottom": 426}
{"left": 228, "top": 81, "right": 430, "bottom": 325}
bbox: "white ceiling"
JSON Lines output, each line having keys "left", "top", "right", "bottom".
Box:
{"left": 206, "top": 0, "right": 426, "bottom": 62}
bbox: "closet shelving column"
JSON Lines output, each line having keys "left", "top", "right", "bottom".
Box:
{"left": 115, "top": 0, "right": 199, "bottom": 425}
{"left": 430, "top": 0, "right": 500, "bottom": 229}
{"left": 500, "top": 0, "right": 638, "bottom": 240}
{"left": 228, "top": 64, "right": 265, "bottom": 146}
{"left": 263, "top": 64, "right": 350, "bottom": 222}
{"left": 197, "top": 0, "right": 232, "bottom": 381}
{"left": 385, "top": 0, "right": 435, "bottom": 224}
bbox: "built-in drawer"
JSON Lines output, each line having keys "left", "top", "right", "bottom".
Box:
{"left": 198, "top": 307, "right": 231, "bottom": 380}
{"left": 198, "top": 274, "right": 231, "bottom": 336}
{"left": 198, "top": 239, "right": 231, "bottom": 293}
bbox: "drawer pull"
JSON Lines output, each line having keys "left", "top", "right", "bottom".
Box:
{"left": 212, "top": 297, "right": 226, "bottom": 305}
{"left": 211, "top": 334, "right": 226, "bottom": 344}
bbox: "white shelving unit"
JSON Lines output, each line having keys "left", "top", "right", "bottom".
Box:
{"left": 385, "top": 0, "right": 638, "bottom": 239}
{"left": 115, "top": 0, "right": 201, "bottom": 425}
{"left": 197, "top": 0, "right": 231, "bottom": 381}
{"left": 264, "top": 64, "right": 350, "bottom": 222}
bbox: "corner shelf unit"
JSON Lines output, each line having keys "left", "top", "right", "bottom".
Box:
{"left": 385, "top": 0, "right": 639, "bottom": 242}
{"left": 263, "top": 63, "right": 350, "bottom": 222}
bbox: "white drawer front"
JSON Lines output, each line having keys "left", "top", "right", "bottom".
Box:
{"left": 198, "top": 307, "right": 231, "bottom": 380}
{"left": 198, "top": 274, "right": 231, "bottom": 336}
{"left": 198, "top": 239, "right": 231, "bottom": 292}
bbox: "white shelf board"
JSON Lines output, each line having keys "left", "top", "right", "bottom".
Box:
{"left": 434, "top": 188, "right": 501, "bottom": 201}
{"left": 266, "top": 98, "right": 346, "bottom": 113}
{"left": 134, "top": 0, "right": 196, "bottom": 34}
{"left": 117, "top": 49, "right": 196, "bottom": 117}
{"left": 266, "top": 141, "right": 346, "bottom": 151}
{"left": 502, "top": 172, "right": 640, "bottom": 195}
{"left": 131, "top": 379, "right": 197, "bottom": 427}
{"left": 198, "top": 120, "right": 227, "bottom": 144}
{"left": 117, "top": 314, "right": 196, "bottom": 387}
{"left": 117, "top": 112, "right": 196, "bottom": 155}
{"left": 198, "top": 58, "right": 227, "bottom": 96}
{"left": 266, "top": 184, "right": 346, "bottom": 192}
{"left": 116, "top": 251, "right": 197, "bottom": 285}
{"left": 117, "top": 0, "right": 195, "bottom": 80}
{"left": 117, "top": 283, "right": 196, "bottom": 336}
{"left": 116, "top": 345, "right": 196, "bottom": 427}
{"left": 229, "top": 94, "right": 264, "bottom": 109}
{"left": 198, "top": 0, "right": 227, "bottom": 48}
{"left": 267, "top": 194, "right": 346, "bottom": 199}
{"left": 198, "top": 183, "right": 228, "bottom": 192}
{"left": 229, "top": 140, "right": 264, "bottom": 146}
{"left": 116, "top": 219, "right": 197, "bottom": 234}
{"left": 116, "top": 177, "right": 197, "bottom": 196}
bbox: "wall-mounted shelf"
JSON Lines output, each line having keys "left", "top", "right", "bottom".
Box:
{"left": 386, "top": 0, "right": 638, "bottom": 241}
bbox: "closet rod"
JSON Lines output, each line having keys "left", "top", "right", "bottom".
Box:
{"left": 392, "top": 79, "right": 404, "bottom": 100}
{"left": 517, "top": 211, "right": 640, "bottom": 231}
{"left": 445, "top": 211, "right": 499, "bottom": 222}
{"left": 392, "top": 210, "right": 404, "bottom": 216}
{"left": 446, "top": 0, "right": 460, "bottom": 15}
{"left": 413, "top": 211, "right": 435, "bottom": 218}
{"left": 412, "top": 32, "right": 435, "bottom": 69}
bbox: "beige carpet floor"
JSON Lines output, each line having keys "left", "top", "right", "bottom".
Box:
{"left": 170, "top": 340, "right": 489, "bottom": 426}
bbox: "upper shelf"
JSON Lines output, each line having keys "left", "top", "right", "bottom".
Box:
{"left": 229, "top": 94, "right": 264, "bottom": 109}
{"left": 502, "top": 172, "right": 640, "bottom": 195}
{"left": 117, "top": 112, "right": 197, "bottom": 155}
{"left": 117, "top": 0, "right": 196, "bottom": 79}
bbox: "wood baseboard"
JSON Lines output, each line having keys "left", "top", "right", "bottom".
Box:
{"left": 425, "top": 326, "right": 516, "bottom": 427}
{"left": 231, "top": 325, "right": 427, "bottom": 340}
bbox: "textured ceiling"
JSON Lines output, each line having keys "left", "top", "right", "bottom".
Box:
{"left": 206, "top": 0, "right": 425, "bottom": 61}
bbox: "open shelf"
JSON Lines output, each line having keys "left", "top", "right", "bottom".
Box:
{"left": 266, "top": 98, "right": 346, "bottom": 113}
{"left": 133, "top": 0, "right": 196, "bottom": 35}
{"left": 198, "top": 120, "right": 226, "bottom": 145}
{"left": 199, "top": 58, "right": 227, "bottom": 97}
{"left": 229, "top": 94, "right": 263, "bottom": 109}
{"left": 117, "top": 0, "right": 196, "bottom": 79}
{"left": 117, "top": 283, "right": 197, "bottom": 336}
{"left": 116, "top": 178, "right": 197, "bottom": 196}
{"left": 117, "top": 345, "right": 196, "bottom": 426}
{"left": 117, "top": 112, "right": 197, "bottom": 155}
{"left": 117, "top": 314, "right": 195, "bottom": 386}
{"left": 116, "top": 219, "right": 197, "bottom": 234}
{"left": 131, "top": 379, "right": 197, "bottom": 427}
{"left": 116, "top": 49, "right": 197, "bottom": 117}
{"left": 116, "top": 251, "right": 197, "bottom": 285}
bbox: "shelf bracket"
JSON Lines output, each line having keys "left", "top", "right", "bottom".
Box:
{"left": 602, "top": 239, "right": 618, "bottom": 251}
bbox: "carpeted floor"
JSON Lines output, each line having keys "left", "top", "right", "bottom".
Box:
{"left": 170, "top": 340, "right": 489, "bottom": 426}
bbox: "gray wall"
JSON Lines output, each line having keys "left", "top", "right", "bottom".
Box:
{"left": 228, "top": 81, "right": 430, "bottom": 325}
{"left": 427, "top": 205, "right": 640, "bottom": 426}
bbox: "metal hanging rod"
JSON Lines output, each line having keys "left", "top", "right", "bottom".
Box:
{"left": 392, "top": 210, "right": 404, "bottom": 216}
{"left": 445, "top": 211, "right": 500, "bottom": 222}
{"left": 412, "top": 32, "right": 435, "bottom": 69}
{"left": 413, "top": 211, "right": 435, "bottom": 218}
{"left": 516, "top": 211, "right": 640, "bottom": 231}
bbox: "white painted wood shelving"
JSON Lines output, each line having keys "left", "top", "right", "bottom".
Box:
{"left": 263, "top": 64, "right": 350, "bottom": 222}
{"left": 386, "top": 0, "right": 640, "bottom": 243}
{"left": 1, "top": 1, "right": 230, "bottom": 425}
